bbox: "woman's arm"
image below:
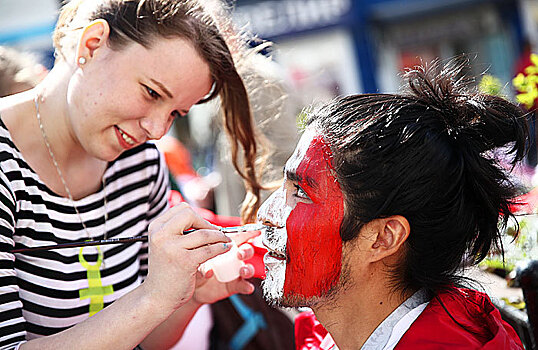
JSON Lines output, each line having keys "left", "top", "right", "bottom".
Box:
{"left": 18, "top": 204, "right": 232, "bottom": 350}
{"left": 141, "top": 232, "right": 258, "bottom": 350}
{"left": 21, "top": 282, "right": 176, "bottom": 350}
{"left": 0, "top": 173, "right": 27, "bottom": 349}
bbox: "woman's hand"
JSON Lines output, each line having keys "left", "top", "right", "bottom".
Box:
{"left": 192, "top": 230, "right": 260, "bottom": 305}
{"left": 141, "top": 203, "right": 232, "bottom": 311}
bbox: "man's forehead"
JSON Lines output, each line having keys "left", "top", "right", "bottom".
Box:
{"left": 285, "top": 129, "right": 317, "bottom": 174}
{"left": 284, "top": 129, "right": 336, "bottom": 189}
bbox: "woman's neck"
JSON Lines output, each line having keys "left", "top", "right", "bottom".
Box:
{"left": 34, "top": 63, "right": 89, "bottom": 165}
{"left": 0, "top": 64, "right": 108, "bottom": 199}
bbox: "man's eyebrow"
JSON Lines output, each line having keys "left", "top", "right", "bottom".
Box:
{"left": 150, "top": 78, "right": 173, "bottom": 99}
{"left": 285, "top": 169, "right": 318, "bottom": 189}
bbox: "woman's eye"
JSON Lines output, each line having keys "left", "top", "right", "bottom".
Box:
{"left": 294, "top": 184, "right": 310, "bottom": 200}
{"left": 145, "top": 85, "right": 160, "bottom": 99}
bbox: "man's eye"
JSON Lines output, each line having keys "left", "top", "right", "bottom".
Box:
{"left": 294, "top": 184, "right": 310, "bottom": 200}
{"left": 145, "top": 85, "right": 160, "bottom": 99}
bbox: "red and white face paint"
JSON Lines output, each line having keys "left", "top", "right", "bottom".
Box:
{"left": 258, "top": 128, "right": 345, "bottom": 304}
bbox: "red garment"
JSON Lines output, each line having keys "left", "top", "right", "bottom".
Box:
{"left": 156, "top": 136, "right": 198, "bottom": 178}
{"left": 509, "top": 186, "right": 538, "bottom": 214}
{"left": 295, "top": 310, "right": 328, "bottom": 350}
{"left": 397, "top": 288, "right": 523, "bottom": 349}
{"left": 294, "top": 288, "right": 523, "bottom": 349}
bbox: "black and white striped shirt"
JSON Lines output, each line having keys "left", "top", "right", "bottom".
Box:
{"left": 0, "top": 120, "right": 169, "bottom": 349}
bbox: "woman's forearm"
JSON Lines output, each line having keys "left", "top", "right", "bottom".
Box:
{"left": 19, "top": 284, "right": 174, "bottom": 350}
{"left": 140, "top": 298, "right": 202, "bottom": 350}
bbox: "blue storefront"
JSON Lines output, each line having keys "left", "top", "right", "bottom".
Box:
{"left": 233, "top": 0, "right": 525, "bottom": 96}
{"left": 0, "top": 0, "right": 526, "bottom": 96}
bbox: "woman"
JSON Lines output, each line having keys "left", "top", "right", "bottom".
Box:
{"left": 0, "top": 0, "right": 263, "bottom": 349}
{"left": 258, "top": 60, "right": 526, "bottom": 349}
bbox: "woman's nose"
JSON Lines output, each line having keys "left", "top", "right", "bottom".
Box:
{"left": 139, "top": 113, "right": 171, "bottom": 140}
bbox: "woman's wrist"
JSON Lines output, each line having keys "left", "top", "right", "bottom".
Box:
{"left": 137, "top": 282, "right": 183, "bottom": 320}
{"left": 187, "top": 293, "right": 205, "bottom": 309}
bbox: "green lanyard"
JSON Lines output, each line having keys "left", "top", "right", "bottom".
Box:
{"left": 78, "top": 246, "right": 114, "bottom": 316}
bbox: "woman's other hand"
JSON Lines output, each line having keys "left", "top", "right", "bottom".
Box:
{"left": 192, "top": 229, "right": 260, "bottom": 304}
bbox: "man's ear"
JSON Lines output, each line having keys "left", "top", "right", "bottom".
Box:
{"left": 75, "top": 19, "right": 110, "bottom": 66}
{"left": 369, "top": 215, "right": 410, "bottom": 262}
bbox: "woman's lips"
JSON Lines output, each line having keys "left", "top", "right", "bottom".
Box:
{"left": 114, "top": 126, "right": 137, "bottom": 149}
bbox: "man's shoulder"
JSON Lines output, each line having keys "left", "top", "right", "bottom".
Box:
{"left": 396, "top": 288, "right": 524, "bottom": 349}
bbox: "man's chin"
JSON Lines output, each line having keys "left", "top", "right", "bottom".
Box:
{"left": 261, "top": 278, "right": 326, "bottom": 308}
{"left": 261, "top": 269, "right": 350, "bottom": 309}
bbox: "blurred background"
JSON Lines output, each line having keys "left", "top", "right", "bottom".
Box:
{"left": 2, "top": 1, "right": 538, "bottom": 348}
{"left": 2, "top": 0, "right": 538, "bottom": 216}
{"left": 2, "top": 0, "right": 537, "bottom": 95}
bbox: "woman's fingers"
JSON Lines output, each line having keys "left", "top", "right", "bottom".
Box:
{"left": 180, "top": 229, "right": 231, "bottom": 250}
{"left": 237, "top": 243, "right": 254, "bottom": 260}
{"left": 229, "top": 229, "right": 261, "bottom": 245}
{"left": 189, "top": 241, "right": 232, "bottom": 264}
{"left": 149, "top": 203, "right": 217, "bottom": 237}
{"left": 239, "top": 264, "right": 255, "bottom": 279}
{"left": 226, "top": 278, "right": 255, "bottom": 295}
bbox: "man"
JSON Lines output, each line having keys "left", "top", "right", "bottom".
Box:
{"left": 256, "top": 62, "right": 524, "bottom": 349}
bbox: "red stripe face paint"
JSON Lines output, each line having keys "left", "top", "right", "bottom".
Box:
{"left": 259, "top": 129, "right": 345, "bottom": 304}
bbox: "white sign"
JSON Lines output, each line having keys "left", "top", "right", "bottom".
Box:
{"left": 234, "top": 0, "right": 352, "bottom": 37}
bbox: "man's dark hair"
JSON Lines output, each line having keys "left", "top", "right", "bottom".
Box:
{"left": 306, "top": 60, "right": 528, "bottom": 295}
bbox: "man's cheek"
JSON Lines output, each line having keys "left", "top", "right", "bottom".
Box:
{"left": 283, "top": 203, "right": 343, "bottom": 298}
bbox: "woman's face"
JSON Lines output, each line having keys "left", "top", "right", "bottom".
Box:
{"left": 66, "top": 36, "right": 213, "bottom": 161}
{"left": 257, "top": 128, "right": 345, "bottom": 306}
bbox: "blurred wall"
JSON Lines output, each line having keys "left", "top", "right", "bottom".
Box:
{"left": 0, "top": 0, "right": 59, "bottom": 68}
{"left": 232, "top": 0, "right": 526, "bottom": 97}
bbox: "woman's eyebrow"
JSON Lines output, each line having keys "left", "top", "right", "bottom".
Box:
{"left": 150, "top": 78, "right": 173, "bottom": 99}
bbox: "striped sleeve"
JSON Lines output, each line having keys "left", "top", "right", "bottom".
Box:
{"left": 139, "top": 148, "right": 170, "bottom": 277}
{"left": 147, "top": 149, "right": 170, "bottom": 220}
{"left": 0, "top": 171, "right": 26, "bottom": 350}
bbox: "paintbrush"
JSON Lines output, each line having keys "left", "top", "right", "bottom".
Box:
{"left": 10, "top": 223, "right": 266, "bottom": 254}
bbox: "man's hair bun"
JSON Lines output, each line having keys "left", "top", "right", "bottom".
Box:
{"left": 403, "top": 59, "right": 527, "bottom": 162}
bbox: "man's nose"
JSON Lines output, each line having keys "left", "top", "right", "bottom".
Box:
{"left": 257, "top": 188, "right": 286, "bottom": 226}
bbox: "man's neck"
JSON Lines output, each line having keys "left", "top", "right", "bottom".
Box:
{"left": 311, "top": 269, "right": 412, "bottom": 350}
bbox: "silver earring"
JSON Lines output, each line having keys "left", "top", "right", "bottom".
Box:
{"left": 78, "top": 57, "right": 87, "bottom": 65}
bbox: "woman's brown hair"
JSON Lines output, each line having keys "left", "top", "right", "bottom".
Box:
{"left": 53, "top": 0, "right": 264, "bottom": 222}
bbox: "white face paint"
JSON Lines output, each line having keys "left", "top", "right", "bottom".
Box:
{"left": 259, "top": 189, "right": 290, "bottom": 302}
{"left": 258, "top": 129, "right": 317, "bottom": 304}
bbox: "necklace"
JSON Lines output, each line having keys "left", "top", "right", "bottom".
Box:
{"left": 34, "top": 95, "right": 109, "bottom": 266}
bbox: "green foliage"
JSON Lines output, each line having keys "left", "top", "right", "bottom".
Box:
{"left": 479, "top": 74, "right": 503, "bottom": 96}
{"left": 296, "top": 109, "right": 308, "bottom": 131}
{"left": 513, "top": 53, "right": 538, "bottom": 109}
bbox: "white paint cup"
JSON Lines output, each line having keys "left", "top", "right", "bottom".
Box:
{"left": 204, "top": 241, "right": 245, "bottom": 283}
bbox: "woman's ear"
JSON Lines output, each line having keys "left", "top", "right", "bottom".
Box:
{"left": 75, "top": 19, "right": 110, "bottom": 67}
{"left": 369, "top": 215, "right": 410, "bottom": 262}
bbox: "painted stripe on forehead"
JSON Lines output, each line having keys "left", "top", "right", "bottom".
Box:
{"left": 285, "top": 129, "right": 318, "bottom": 176}
{"left": 285, "top": 129, "right": 337, "bottom": 182}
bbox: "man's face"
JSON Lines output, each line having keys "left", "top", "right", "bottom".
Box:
{"left": 258, "top": 128, "right": 345, "bottom": 306}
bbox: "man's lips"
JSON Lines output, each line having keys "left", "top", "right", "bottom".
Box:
{"left": 114, "top": 126, "right": 138, "bottom": 149}
{"left": 262, "top": 236, "right": 286, "bottom": 261}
